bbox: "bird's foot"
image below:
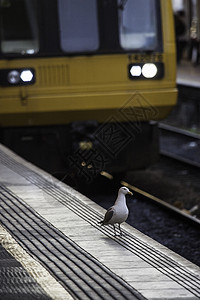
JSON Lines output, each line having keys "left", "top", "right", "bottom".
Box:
{"left": 114, "top": 231, "right": 124, "bottom": 237}
{"left": 114, "top": 233, "right": 121, "bottom": 237}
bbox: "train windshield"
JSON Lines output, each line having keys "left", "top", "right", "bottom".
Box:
{"left": 0, "top": 0, "right": 39, "bottom": 55}
{"left": 58, "top": 0, "right": 161, "bottom": 53}
{"left": 58, "top": 0, "right": 99, "bottom": 53}
{"left": 0, "top": 0, "right": 161, "bottom": 56}
{"left": 118, "top": 0, "right": 160, "bottom": 51}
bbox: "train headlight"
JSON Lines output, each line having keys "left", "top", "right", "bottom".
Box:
{"left": 0, "top": 68, "right": 35, "bottom": 86}
{"left": 142, "top": 63, "right": 157, "bottom": 78}
{"left": 8, "top": 70, "right": 20, "bottom": 84}
{"left": 128, "top": 62, "right": 164, "bottom": 80}
{"left": 130, "top": 65, "right": 142, "bottom": 77}
{"left": 20, "top": 70, "right": 34, "bottom": 82}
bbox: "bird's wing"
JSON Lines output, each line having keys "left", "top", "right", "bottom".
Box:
{"left": 102, "top": 207, "right": 115, "bottom": 225}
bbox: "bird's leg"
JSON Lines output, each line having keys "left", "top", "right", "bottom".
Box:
{"left": 119, "top": 224, "right": 123, "bottom": 236}
{"left": 113, "top": 224, "right": 117, "bottom": 236}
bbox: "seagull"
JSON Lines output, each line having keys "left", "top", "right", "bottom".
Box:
{"left": 99, "top": 186, "right": 133, "bottom": 236}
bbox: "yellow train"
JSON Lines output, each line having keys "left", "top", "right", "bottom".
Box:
{"left": 0, "top": 0, "right": 177, "bottom": 177}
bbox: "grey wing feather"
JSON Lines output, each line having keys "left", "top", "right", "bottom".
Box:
{"left": 102, "top": 207, "right": 114, "bottom": 225}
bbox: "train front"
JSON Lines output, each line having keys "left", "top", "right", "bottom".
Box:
{"left": 0, "top": 0, "right": 177, "bottom": 173}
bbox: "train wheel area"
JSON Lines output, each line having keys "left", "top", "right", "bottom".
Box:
{"left": 0, "top": 143, "right": 199, "bottom": 300}
{"left": 0, "top": 120, "right": 160, "bottom": 177}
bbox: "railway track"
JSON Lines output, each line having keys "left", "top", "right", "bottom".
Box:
{"left": 159, "top": 122, "right": 200, "bottom": 167}
{"left": 121, "top": 180, "right": 200, "bottom": 228}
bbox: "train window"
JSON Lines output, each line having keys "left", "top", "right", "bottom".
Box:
{"left": 58, "top": 0, "right": 99, "bottom": 53}
{"left": 118, "top": 0, "right": 160, "bottom": 51}
{"left": 0, "top": 0, "right": 39, "bottom": 55}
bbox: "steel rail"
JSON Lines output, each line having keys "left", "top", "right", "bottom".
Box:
{"left": 159, "top": 122, "right": 200, "bottom": 168}
{"left": 121, "top": 181, "right": 200, "bottom": 229}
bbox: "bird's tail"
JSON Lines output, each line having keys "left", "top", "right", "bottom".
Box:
{"left": 98, "top": 220, "right": 103, "bottom": 225}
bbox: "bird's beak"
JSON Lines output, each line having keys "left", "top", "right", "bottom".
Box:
{"left": 128, "top": 191, "right": 133, "bottom": 195}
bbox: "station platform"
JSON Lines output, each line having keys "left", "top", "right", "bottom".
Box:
{"left": 177, "top": 60, "right": 200, "bottom": 88}
{"left": 0, "top": 143, "right": 200, "bottom": 300}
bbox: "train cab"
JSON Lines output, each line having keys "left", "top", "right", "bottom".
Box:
{"left": 0, "top": 0, "right": 177, "bottom": 175}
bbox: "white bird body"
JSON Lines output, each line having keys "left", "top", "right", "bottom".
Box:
{"left": 107, "top": 195, "right": 129, "bottom": 225}
{"left": 99, "top": 186, "right": 133, "bottom": 236}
